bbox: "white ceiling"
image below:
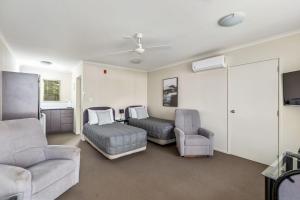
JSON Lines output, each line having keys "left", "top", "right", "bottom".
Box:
{"left": 0, "top": 0, "right": 300, "bottom": 71}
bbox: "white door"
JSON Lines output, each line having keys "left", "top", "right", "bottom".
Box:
{"left": 228, "top": 59, "right": 279, "bottom": 165}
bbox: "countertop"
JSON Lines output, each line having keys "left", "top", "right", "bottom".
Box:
{"left": 41, "top": 107, "right": 74, "bottom": 111}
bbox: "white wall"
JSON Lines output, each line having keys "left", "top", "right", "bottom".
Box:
{"left": 82, "top": 62, "right": 148, "bottom": 120}
{"left": 72, "top": 63, "right": 83, "bottom": 135}
{"left": 0, "top": 36, "right": 17, "bottom": 120}
{"left": 148, "top": 33, "right": 300, "bottom": 154}
{"left": 148, "top": 64, "right": 228, "bottom": 152}
{"left": 20, "top": 65, "right": 73, "bottom": 104}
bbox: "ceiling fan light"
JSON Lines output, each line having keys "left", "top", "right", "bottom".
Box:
{"left": 135, "top": 48, "right": 145, "bottom": 54}
{"left": 130, "top": 58, "right": 142, "bottom": 64}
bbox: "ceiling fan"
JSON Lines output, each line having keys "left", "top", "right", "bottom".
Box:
{"left": 100, "top": 33, "right": 171, "bottom": 57}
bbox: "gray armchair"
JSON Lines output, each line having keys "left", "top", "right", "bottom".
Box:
{"left": 175, "top": 109, "right": 214, "bottom": 157}
{"left": 0, "top": 118, "right": 80, "bottom": 200}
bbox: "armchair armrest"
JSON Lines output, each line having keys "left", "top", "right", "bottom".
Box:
{"left": 198, "top": 128, "right": 214, "bottom": 156}
{"left": 174, "top": 127, "right": 185, "bottom": 137}
{"left": 44, "top": 145, "right": 81, "bottom": 160}
{"left": 198, "top": 128, "right": 214, "bottom": 139}
{"left": 174, "top": 127, "right": 185, "bottom": 156}
{"left": 0, "top": 164, "right": 31, "bottom": 200}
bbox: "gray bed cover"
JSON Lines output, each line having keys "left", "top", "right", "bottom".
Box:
{"left": 128, "top": 117, "right": 175, "bottom": 140}
{"left": 83, "top": 123, "right": 147, "bottom": 155}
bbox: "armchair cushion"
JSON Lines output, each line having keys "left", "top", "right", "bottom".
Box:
{"left": 185, "top": 135, "right": 210, "bottom": 146}
{"left": 28, "top": 160, "right": 75, "bottom": 194}
{"left": 44, "top": 145, "right": 80, "bottom": 183}
{"left": 0, "top": 119, "right": 47, "bottom": 168}
{"left": 175, "top": 109, "right": 201, "bottom": 135}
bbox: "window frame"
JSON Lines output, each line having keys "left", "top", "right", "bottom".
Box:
{"left": 43, "top": 79, "right": 61, "bottom": 101}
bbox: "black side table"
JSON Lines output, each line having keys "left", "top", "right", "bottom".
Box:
{"left": 262, "top": 151, "right": 300, "bottom": 200}
{"left": 116, "top": 119, "right": 128, "bottom": 124}
{"left": 2, "top": 194, "right": 21, "bottom": 200}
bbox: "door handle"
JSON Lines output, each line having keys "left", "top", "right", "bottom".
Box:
{"left": 230, "top": 110, "right": 236, "bottom": 114}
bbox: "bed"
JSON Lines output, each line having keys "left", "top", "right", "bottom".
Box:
{"left": 82, "top": 107, "right": 147, "bottom": 159}
{"left": 125, "top": 106, "right": 175, "bottom": 145}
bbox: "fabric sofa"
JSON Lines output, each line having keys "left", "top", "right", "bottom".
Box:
{"left": 0, "top": 118, "right": 80, "bottom": 200}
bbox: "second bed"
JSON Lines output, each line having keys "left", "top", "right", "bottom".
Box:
{"left": 125, "top": 106, "right": 175, "bottom": 145}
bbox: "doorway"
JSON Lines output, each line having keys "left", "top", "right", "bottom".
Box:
{"left": 75, "top": 76, "right": 82, "bottom": 135}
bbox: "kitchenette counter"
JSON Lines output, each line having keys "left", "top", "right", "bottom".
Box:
{"left": 41, "top": 108, "right": 74, "bottom": 134}
{"left": 41, "top": 107, "right": 74, "bottom": 111}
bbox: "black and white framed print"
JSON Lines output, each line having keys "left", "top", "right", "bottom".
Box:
{"left": 163, "top": 77, "right": 178, "bottom": 107}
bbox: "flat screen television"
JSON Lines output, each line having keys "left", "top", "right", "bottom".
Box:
{"left": 283, "top": 70, "right": 300, "bottom": 105}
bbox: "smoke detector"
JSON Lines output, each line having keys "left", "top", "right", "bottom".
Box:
{"left": 218, "top": 12, "right": 246, "bottom": 27}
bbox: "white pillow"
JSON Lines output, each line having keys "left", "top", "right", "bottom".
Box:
{"left": 135, "top": 107, "right": 149, "bottom": 119}
{"left": 96, "top": 109, "right": 114, "bottom": 125}
{"left": 88, "top": 109, "right": 98, "bottom": 125}
{"left": 129, "top": 107, "right": 138, "bottom": 118}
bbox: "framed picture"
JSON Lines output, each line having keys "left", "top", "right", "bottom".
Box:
{"left": 163, "top": 77, "right": 178, "bottom": 107}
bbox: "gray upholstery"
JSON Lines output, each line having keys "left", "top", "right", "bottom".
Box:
{"left": 28, "top": 160, "right": 75, "bottom": 194}
{"left": 0, "top": 118, "right": 80, "bottom": 200}
{"left": 175, "top": 109, "right": 214, "bottom": 156}
{"left": 0, "top": 118, "right": 47, "bottom": 168}
{"left": 83, "top": 123, "right": 147, "bottom": 155}
{"left": 175, "top": 109, "right": 201, "bottom": 135}
{"left": 278, "top": 174, "right": 300, "bottom": 200}
{"left": 128, "top": 117, "right": 175, "bottom": 140}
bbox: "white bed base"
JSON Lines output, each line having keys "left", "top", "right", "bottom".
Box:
{"left": 147, "top": 136, "right": 176, "bottom": 145}
{"left": 83, "top": 136, "right": 146, "bottom": 160}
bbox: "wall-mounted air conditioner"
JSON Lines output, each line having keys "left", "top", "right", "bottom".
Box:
{"left": 192, "top": 55, "right": 226, "bottom": 72}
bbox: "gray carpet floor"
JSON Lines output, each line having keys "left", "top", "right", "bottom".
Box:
{"left": 47, "top": 133, "right": 266, "bottom": 200}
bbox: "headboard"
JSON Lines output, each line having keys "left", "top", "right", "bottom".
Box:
{"left": 83, "top": 107, "right": 115, "bottom": 125}
{"left": 125, "top": 105, "right": 143, "bottom": 120}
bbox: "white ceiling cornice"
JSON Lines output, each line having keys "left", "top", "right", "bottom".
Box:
{"left": 82, "top": 61, "right": 148, "bottom": 73}
{"left": 149, "top": 29, "right": 300, "bottom": 72}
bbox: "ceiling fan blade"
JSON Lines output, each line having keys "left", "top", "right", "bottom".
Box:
{"left": 99, "top": 49, "right": 135, "bottom": 57}
{"left": 123, "top": 36, "right": 133, "bottom": 39}
{"left": 144, "top": 45, "right": 171, "bottom": 50}
{"left": 123, "top": 35, "right": 138, "bottom": 45}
